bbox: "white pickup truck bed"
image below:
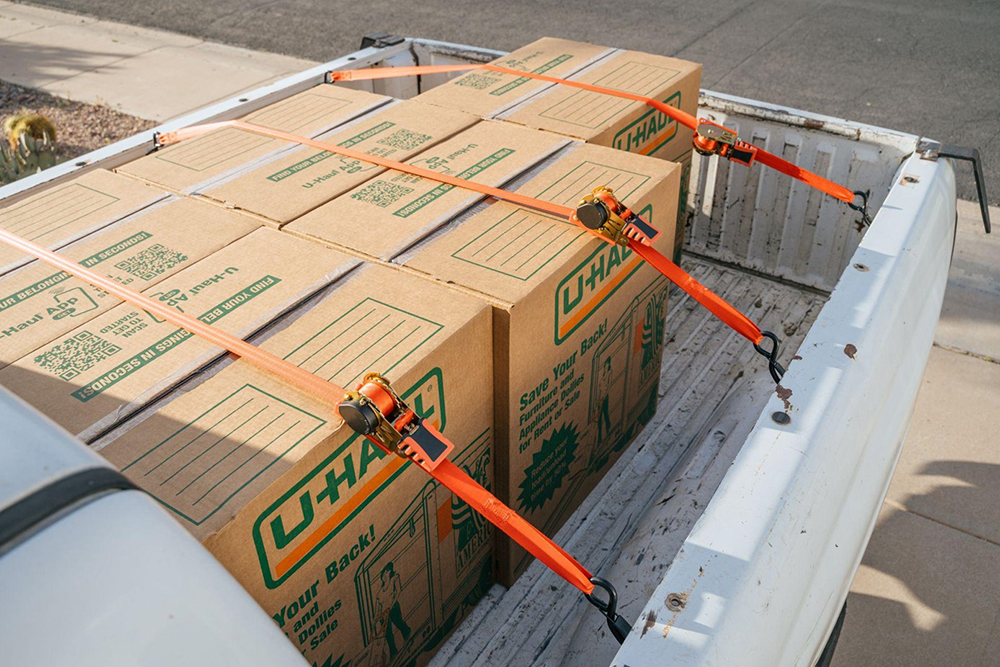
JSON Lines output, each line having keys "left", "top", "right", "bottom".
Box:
{"left": 0, "top": 37, "right": 960, "bottom": 667}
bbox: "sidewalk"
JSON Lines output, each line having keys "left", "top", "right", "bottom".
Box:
{"left": 0, "top": 2, "right": 317, "bottom": 120}
{"left": 832, "top": 202, "right": 1000, "bottom": 667}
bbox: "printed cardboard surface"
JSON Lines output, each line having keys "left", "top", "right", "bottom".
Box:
{"left": 415, "top": 37, "right": 613, "bottom": 118}
{"left": 499, "top": 46, "right": 700, "bottom": 263}
{"left": 1, "top": 228, "right": 358, "bottom": 440}
{"left": 197, "top": 101, "right": 479, "bottom": 227}
{"left": 284, "top": 120, "right": 570, "bottom": 260}
{"left": 499, "top": 49, "right": 701, "bottom": 163}
{"left": 99, "top": 263, "right": 494, "bottom": 667}
{"left": 0, "top": 197, "right": 260, "bottom": 370}
{"left": 117, "top": 85, "right": 390, "bottom": 194}
{"left": 0, "top": 169, "right": 167, "bottom": 276}
{"left": 401, "top": 142, "right": 679, "bottom": 583}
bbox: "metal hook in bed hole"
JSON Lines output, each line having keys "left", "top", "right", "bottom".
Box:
{"left": 754, "top": 331, "right": 785, "bottom": 384}
{"left": 848, "top": 190, "right": 873, "bottom": 227}
{"left": 585, "top": 577, "right": 632, "bottom": 644}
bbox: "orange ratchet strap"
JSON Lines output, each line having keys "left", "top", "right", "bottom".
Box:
{"left": 155, "top": 120, "right": 785, "bottom": 381}
{"left": 330, "top": 63, "right": 871, "bottom": 218}
{"left": 0, "top": 225, "right": 633, "bottom": 644}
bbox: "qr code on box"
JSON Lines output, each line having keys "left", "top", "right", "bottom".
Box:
{"left": 115, "top": 244, "right": 188, "bottom": 281}
{"left": 454, "top": 73, "right": 500, "bottom": 90}
{"left": 34, "top": 331, "right": 122, "bottom": 381}
{"left": 378, "top": 128, "right": 432, "bottom": 152}
{"left": 351, "top": 180, "right": 415, "bottom": 207}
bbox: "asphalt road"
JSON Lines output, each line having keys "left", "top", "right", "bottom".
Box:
{"left": 24, "top": 0, "right": 1000, "bottom": 204}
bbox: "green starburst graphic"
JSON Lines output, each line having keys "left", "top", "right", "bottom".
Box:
{"left": 516, "top": 422, "right": 579, "bottom": 513}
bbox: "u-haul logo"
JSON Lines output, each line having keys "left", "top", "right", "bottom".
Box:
{"left": 252, "top": 368, "right": 446, "bottom": 589}
{"left": 554, "top": 229, "right": 647, "bottom": 345}
{"left": 612, "top": 91, "right": 682, "bottom": 157}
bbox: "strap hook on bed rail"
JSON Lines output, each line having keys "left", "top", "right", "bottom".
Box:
{"left": 753, "top": 331, "right": 785, "bottom": 383}
{"left": 339, "top": 374, "right": 631, "bottom": 644}
{"left": 585, "top": 576, "right": 633, "bottom": 644}
{"left": 848, "top": 190, "right": 873, "bottom": 227}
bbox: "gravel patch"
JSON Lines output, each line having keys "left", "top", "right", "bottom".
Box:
{"left": 1, "top": 79, "right": 155, "bottom": 161}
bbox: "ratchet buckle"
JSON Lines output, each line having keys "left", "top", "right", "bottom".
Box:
{"left": 693, "top": 119, "right": 758, "bottom": 167}
{"left": 338, "top": 373, "right": 454, "bottom": 472}
{"left": 572, "top": 186, "right": 660, "bottom": 247}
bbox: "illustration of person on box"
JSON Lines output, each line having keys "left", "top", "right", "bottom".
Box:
{"left": 370, "top": 561, "right": 411, "bottom": 663}
{"left": 596, "top": 357, "right": 614, "bottom": 444}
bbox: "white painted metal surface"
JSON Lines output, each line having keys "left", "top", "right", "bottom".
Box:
{"left": 614, "top": 153, "right": 956, "bottom": 666}
{"left": 0, "top": 389, "right": 309, "bottom": 666}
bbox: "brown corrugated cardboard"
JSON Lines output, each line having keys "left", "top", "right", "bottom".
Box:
{"left": 195, "top": 100, "right": 479, "bottom": 227}
{"left": 498, "top": 47, "right": 699, "bottom": 261}
{"left": 0, "top": 197, "right": 260, "bottom": 370}
{"left": 283, "top": 120, "right": 570, "bottom": 260}
{"left": 414, "top": 37, "right": 613, "bottom": 118}
{"left": 498, "top": 48, "right": 701, "bottom": 164}
{"left": 0, "top": 169, "right": 168, "bottom": 276}
{"left": 0, "top": 227, "right": 358, "bottom": 440}
{"left": 415, "top": 38, "right": 701, "bottom": 263}
{"left": 98, "top": 263, "right": 494, "bottom": 667}
{"left": 117, "top": 84, "right": 390, "bottom": 194}
{"left": 399, "top": 142, "right": 678, "bottom": 583}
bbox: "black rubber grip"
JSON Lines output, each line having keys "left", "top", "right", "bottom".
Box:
{"left": 0, "top": 467, "right": 138, "bottom": 551}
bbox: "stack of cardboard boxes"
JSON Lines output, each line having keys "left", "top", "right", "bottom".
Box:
{"left": 0, "top": 39, "right": 700, "bottom": 667}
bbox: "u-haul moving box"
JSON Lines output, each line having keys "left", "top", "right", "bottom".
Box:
{"left": 98, "top": 263, "right": 494, "bottom": 667}
{"left": 0, "top": 226, "right": 358, "bottom": 441}
{"left": 195, "top": 100, "right": 479, "bottom": 228}
{"left": 0, "top": 169, "right": 167, "bottom": 276}
{"left": 415, "top": 38, "right": 701, "bottom": 262}
{"left": 283, "top": 120, "right": 570, "bottom": 261}
{"left": 0, "top": 197, "right": 260, "bottom": 370}
{"left": 414, "top": 38, "right": 614, "bottom": 118}
{"left": 397, "top": 142, "right": 678, "bottom": 583}
{"left": 118, "top": 84, "right": 390, "bottom": 194}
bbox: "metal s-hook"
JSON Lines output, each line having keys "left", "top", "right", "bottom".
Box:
{"left": 754, "top": 331, "right": 786, "bottom": 384}
{"left": 585, "top": 576, "right": 633, "bottom": 644}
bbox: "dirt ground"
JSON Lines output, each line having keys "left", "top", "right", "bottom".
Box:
{"left": 1, "top": 79, "right": 154, "bottom": 162}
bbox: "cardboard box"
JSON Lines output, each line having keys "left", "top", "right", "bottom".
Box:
{"left": 416, "top": 38, "right": 701, "bottom": 263}
{"left": 0, "top": 197, "right": 260, "bottom": 370}
{"left": 497, "top": 48, "right": 701, "bottom": 163}
{"left": 97, "top": 263, "right": 494, "bottom": 667}
{"left": 397, "top": 142, "right": 679, "bottom": 583}
{"left": 414, "top": 37, "right": 614, "bottom": 118}
{"left": 0, "top": 169, "right": 167, "bottom": 276}
{"left": 117, "top": 84, "right": 390, "bottom": 194}
{"left": 283, "top": 120, "right": 571, "bottom": 260}
{"left": 0, "top": 227, "right": 358, "bottom": 440}
{"left": 195, "top": 100, "right": 479, "bottom": 227}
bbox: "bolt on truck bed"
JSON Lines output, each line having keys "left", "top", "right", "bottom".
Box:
{"left": 0, "top": 37, "right": 958, "bottom": 667}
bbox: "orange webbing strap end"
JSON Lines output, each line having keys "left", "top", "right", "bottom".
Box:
{"left": 628, "top": 240, "right": 763, "bottom": 345}
{"left": 629, "top": 239, "right": 785, "bottom": 383}
{"left": 754, "top": 148, "right": 855, "bottom": 203}
{"left": 0, "top": 228, "right": 348, "bottom": 412}
{"left": 429, "top": 457, "right": 631, "bottom": 642}
{"left": 430, "top": 456, "right": 595, "bottom": 595}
